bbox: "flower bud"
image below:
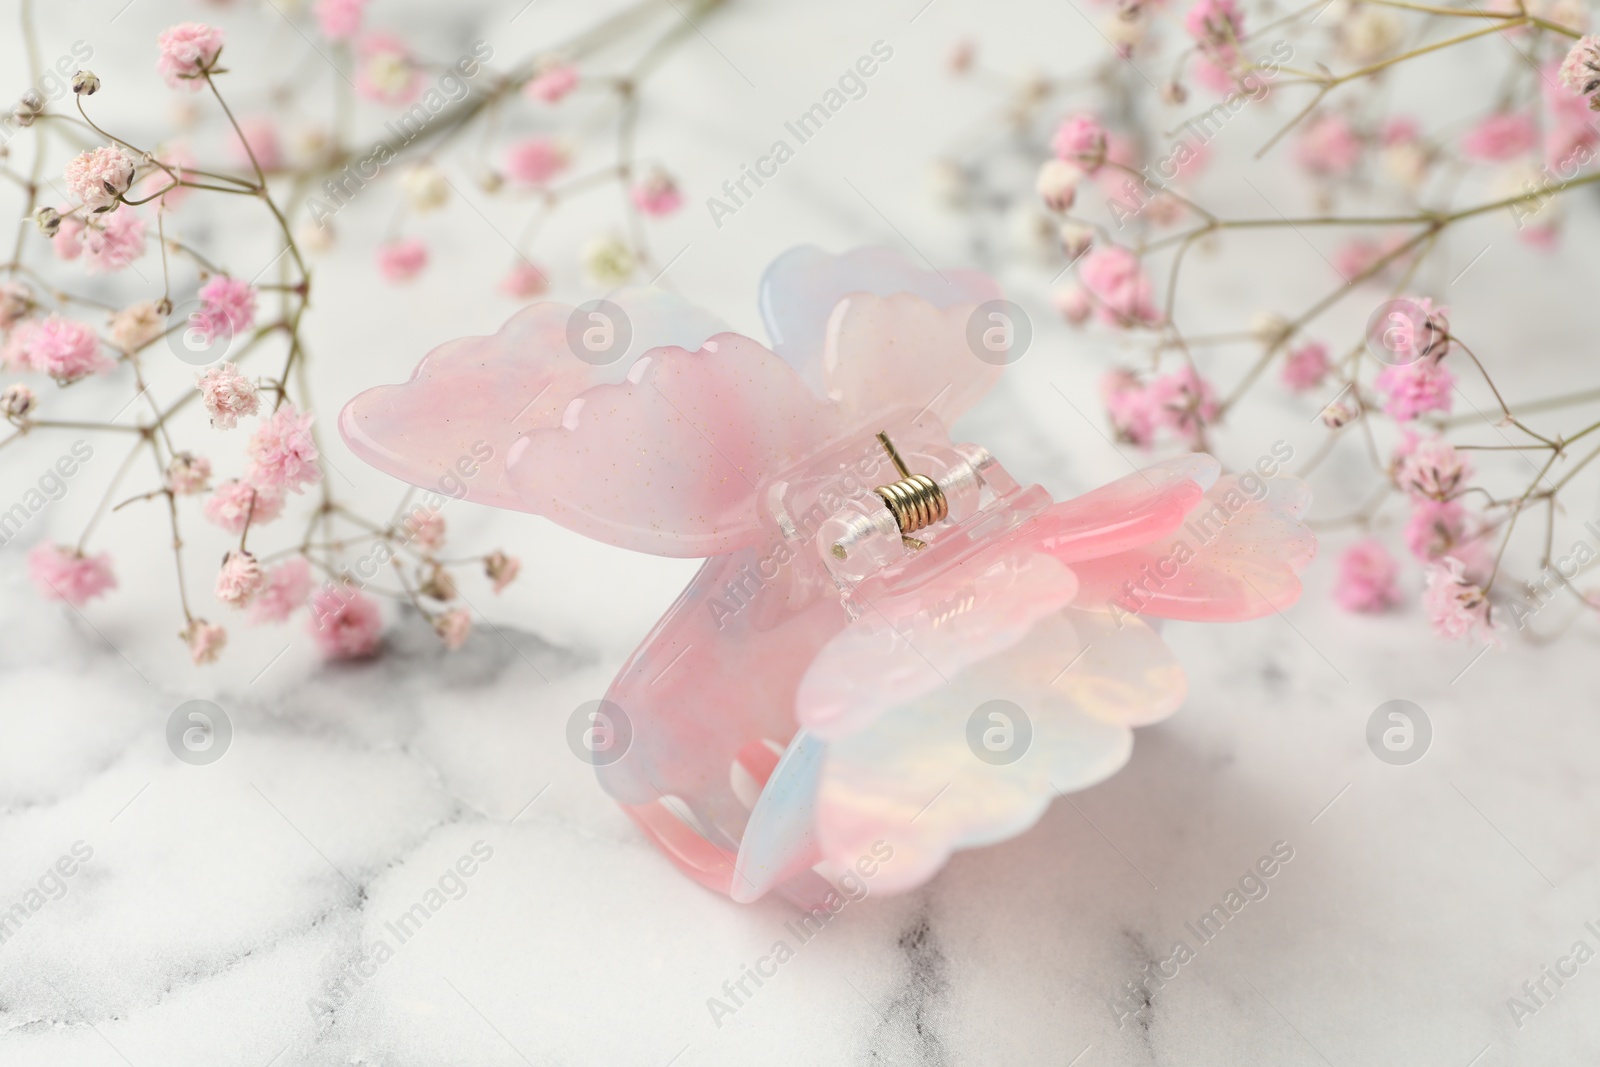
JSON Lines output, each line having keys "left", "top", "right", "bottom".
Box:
{"left": 1, "top": 383, "right": 37, "bottom": 420}
{"left": 72, "top": 70, "right": 101, "bottom": 96}
{"left": 31, "top": 205, "right": 61, "bottom": 237}
{"left": 1035, "top": 159, "right": 1084, "bottom": 213}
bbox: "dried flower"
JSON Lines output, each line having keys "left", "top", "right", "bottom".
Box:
{"left": 631, "top": 170, "right": 683, "bottom": 216}
{"left": 434, "top": 608, "right": 472, "bottom": 650}
{"left": 1, "top": 383, "right": 36, "bottom": 420}
{"left": 197, "top": 362, "right": 260, "bottom": 429}
{"left": 250, "top": 558, "right": 313, "bottom": 624}
{"left": 1035, "top": 160, "right": 1083, "bottom": 212}
{"left": 64, "top": 146, "right": 135, "bottom": 210}
{"left": 500, "top": 262, "right": 550, "bottom": 299}
{"left": 204, "top": 479, "right": 285, "bottom": 533}
{"left": 525, "top": 63, "right": 579, "bottom": 103}
{"left": 246, "top": 403, "right": 321, "bottom": 494}
{"left": 111, "top": 299, "right": 166, "bottom": 351}
{"left": 504, "top": 137, "right": 570, "bottom": 185}
{"left": 377, "top": 239, "right": 428, "bottom": 283}
{"left": 307, "top": 585, "right": 383, "bottom": 659}
{"left": 182, "top": 619, "right": 228, "bottom": 664}
{"left": 418, "top": 562, "right": 456, "bottom": 601}
{"left": 1423, "top": 556, "right": 1495, "bottom": 642}
{"left": 28, "top": 544, "right": 116, "bottom": 605}
{"left": 6, "top": 315, "right": 111, "bottom": 382}
{"left": 581, "top": 235, "right": 636, "bottom": 287}
{"left": 156, "top": 23, "right": 225, "bottom": 92}
{"left": 1335, "top": 539, "right": 1401, "bottom": 613}
{"left": 165, "top": 451, "right": 212, "bottom": 494}
{"left": 215, "top": 550, "right": 266, "bottom": 607}
{"left": 401, "top": 165, "right": 450, "bottom": 212}
{"left": 485, "top": 550, "right": 520, "bottom": 593}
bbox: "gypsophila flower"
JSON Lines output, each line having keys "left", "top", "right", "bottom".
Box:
{"left": 582, "top": 235, "right": 636, "bottom": 287}
{"left": 355, "top": 32, "right": 420, "bottom": 105}
{"left": 1, "top": 383, "right": 36, "bottom": 420}
{"left": 28, "top": 544, "right": 116, "bottom": 605}
{"left": 401, "top": 507, "right": 446, "bottom": 552}
{"left": 505, "top": 137, "right": 570, "bottom": 185}
{"left": 1322, "top": 401, "right": 1357, "bottom": 429}
{"left": 377, "top": 239, "right": 428, "bottom": 283}
{"left": 1559, "top": 35, "right": 1600, "bottom": 104}
{"left": 1398, "top": 437, "right": 1470, "bottom": 499}
{"left": 401, "top": 165, "right": 450, "bottom": 212}
{"left": 204, "top": 479, "right": 285, "bottom": 533}
{"left": 307, "top": 584, "right": 382, "bottom": 659}
{"left": 1375, "top": 358, "right": 1455, "bottom": 420}
{"left": 32, "top": 206, "right": 62, "bottom": 237}
{"left": 1150, "top": 366, "right": 1219, "bottom": 443}
{"left": 165, "top": 452, "right": 212, "bottom": 495}
{"left": 215, "top": 550, "right": 266, "bottom": 607}
{"left": 246, "top": 403, "right": 321, "bottom": 493}
{"left": 183, "top": 619, "right": 228, "bottom": 665}
{"left": 313, "top": 0, "right": 369, "bottom": 41}
{"left": 1102, "top": 368, "right": 1159, "bottom": 446}
{"left": 111, "top": 300, "right": 166, "bottom": 351}
{"left": 194, "top": 275, "right": 257, "bottom": 343}
{"left": 485, "top": 550, "right": 520, "bottom": 593}
{"left": 525, "top": 63, "right": 579, "bottom": 103}
{"left": 1052, "top": 283, "right": 1094, "bottom": 326}
{"left": 80, "top": 210, "right": 147, "bottom": 273}
{"left": 250, "top": 558, "right": 312, "bottom": 624}
{"left": 632, "top": 170, "right": 683, "bottom": 216}
{"left": 197, "top": 362, "right": 260, "bottom": 428}
{"left": 434, "top": 608, "right": 472, "bottom": 650}
{"left": 1079, "top": 245, "right": 1161, "bottom": 326}
{"left": 500, "top": 262, "right": 549, "bottom": 299}
{"left": 156, "top": 23, "right": 225, "bottom": 92}
{"left": 72, "top": 70, "right": 100, "bottom": 96}
{"left": 1296, "top": 113, "right": 1362, "bottom": 176}
{"left": 1423, "top": 556, "right": 1495, "bottom": 642}
{"left": 1404, "top": 497, "right": 1471, "bottom": 562}
{"left": 7, "top": 315, "right": 110, "bottom": 382}
{"left": 419, "top": 563, "right": 456, "bottom": 602}
{"left": 1035, "top": 160, "right": 1083, "bottom": 212}
{"left": 64, "top": 146, "right": 135, "bottom": 210}
{"left": 1335, "top": 539, "right": 1402, "bottom": 613}
{"left": 1051, "top": 114, "right": 1107, "bottom": 171}
{"left": 1462, "top": 111, "right": 1537, "bottom": 161}
{"left": 1281, "top": 341, "right": 1330, "bottom": 392}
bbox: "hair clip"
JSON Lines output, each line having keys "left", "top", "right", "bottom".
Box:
{"left": 341, "top": 246, "right": 1315, "bottom": 907}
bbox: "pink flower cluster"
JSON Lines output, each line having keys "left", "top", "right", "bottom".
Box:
{"left": 156, "top": 22, "right": 225, "bottom": 91}
{"left": 1101, "top": 365, "right": 1219, "bottom": 447}
{"left": 246, "top": 404, "right": 322, "bottom": 494}
{"left": 1334, "top": 539, "right": 1401, "bottom": 613}
{"left": 4, "top": 315, "right": 110, "bottom": 382}
{"left": 197, "top": 362, "right": 260, "bottom": 429}
{"left": 28, "top": 545, "right": 116, "bottom": 606}
{"left": 308, "top": 585, "right": 383, "bottom": 659}
{"left": 1052, "top": 114, "right": 1108, "bottom": 171}
{"left": 193, "top": 275, "right": 257, "bottom": 344}
{"left": 64, "top": 147, "right": 136, "bottom": 210}
{"left": 377, "top": 239, "right": 429, "bottom": 283}
{"left": 505, "top": 137, "right": 570, "bottom": 185}
{"left": 313, "top": 0, "right": 369, "bottom": 41}
{"left": 525, "top": 64, "right": 579, "bottom": 104}
{"left": 1078, "top": 245, "right": 1161, "bottom": 327}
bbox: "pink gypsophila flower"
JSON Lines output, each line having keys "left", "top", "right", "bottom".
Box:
{"left": 401, "top": 507, "right": 446, "bottom": 552}
{"left": 1335, "top": 539, "right": 1401, "bottom": 613}
{"left": 525, "top": 64, "right": 579, "bottom": 103}
{"left": 166, "top": 452, "right": 212, "bottom": 494}
{"left": 157, "top": 23, "right": 225, "bottom": 91}
{"left": 485, "top": 550, "right": 520, "bottom": 593}
{"left": 197, "top": 362, "right": 260, "bottom": 428}
{"left": 1185, "top": 0, "right": 1245, "bottom": 47}
{"left": 1423, "top": 556, "right": 1495, "bottom": 642}
{"left": 504, "top": 137, "right": 570, "bottom": 185}
{"left": 1375, "top": 358, "right": 1455, "bottom": 420}
{"left": 434, "top": 608, "right": 471, "bottom": 650}
{"left": 1101, "top": 368, "right": 1160, "bottom": 446}
{"left": 28, "top": 544, "right": 116, "bottom": 605}
{"left": 183, "top": 620, "right": 227, "bottom": 664}
{"left": 377, "top": 239, "right": 428, "bottom": 283}
{"left": 80, "top": 211, "right": 148, "bottom": 273}
{"left": 65, "top": 147, "right": 136, "bottom": 210}
{"left": 313, "top": 0, "right": 369, "bottom": 41}
{"left": 500, "top": 262, "right": 549, "bottom": 299}
{"left": 250, "top": 558, "right": 312, "bottom": 624}
{"left": 51, "top": 217, "right": 85, "bottom": 262}
{"left": 632, "top": 171, "right": 683, "bottom": 216}
{"left": 355, "top": 32, "right": 420, "bottom": 104}
{"left": 1281, "top": 341, "right": 1330, "bottom": 392}
{"left": 215, "top": 550, "right": 265, "bottom": 607}
{"left": 1462, "top": 112, "right": 1537, "bottom": 161}
{"left": 1079, "top": 245, "right": 1161, "bottom": 326}
{"left": 1052, "top": 114, "right": 1108, "bottom": 171}
{"left": 307, "top": 585, "right": 383, "bottom": 659}
{"left": 1149, "top": 365, "right": 1219, "bottom": 441}
{"left": 9, "top": 315, "right": 110, "bottom": 382}
{"left": 204, "top": 479, "right": 285, "bottom": 533}
{"left": 1404, "top": 497, "right": 1470, "bottom": 562}
{"left": 247, "top": 404, "right": 321, "bottom": 493}
{"left": 194, "top": 276, "right": 257, "bottom": 344}
{"left": 1398, "top": 436, "right": 1469, "bottom": 499}
{"left": 0, "top": 281, "right": 32, "bottom": 328}
{"left": 1297, "top": 113, "right": 1362, "bottom": 176}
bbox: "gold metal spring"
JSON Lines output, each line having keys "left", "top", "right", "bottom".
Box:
{"left": 873, "top": 432, "right": 947, "bottom": 536}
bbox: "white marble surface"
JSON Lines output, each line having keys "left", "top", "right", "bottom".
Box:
{"left": 5, "top": 0, "right": 1600, "bottom": 1063}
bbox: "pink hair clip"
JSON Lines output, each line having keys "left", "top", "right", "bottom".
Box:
{"left": 341, "top": 247, "right": 1315, "bottom": 906}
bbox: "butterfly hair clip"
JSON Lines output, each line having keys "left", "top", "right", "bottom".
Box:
{"left": 341, "top": 246, "right": 1315, "bottom": 907}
